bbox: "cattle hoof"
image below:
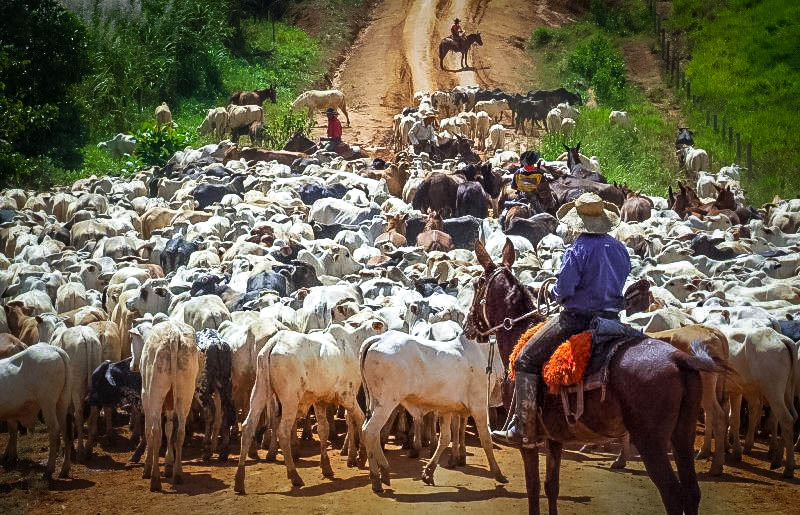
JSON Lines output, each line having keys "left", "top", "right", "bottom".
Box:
{"left": 346, "top": 456, "right": 357, "bottom": 468}
{"left": 782, "top": 468, "right": 794, "bottom": 479}
{"left": 495, "top": 472, "right": 509, "bottom": 484}
{"left": 770, "top": 460, "right": 781, "bottom": 471}
{"left": 163, "top": 465, "right": 173, "bottom": 478}
{"left": 445, "top": 456, "right": 457, "bottom": 469}
{"left": 409, "top": 449, "right": 419, "bottom": 459}
{"left": 322, "top": 468, "right": 334, "bottom": 479}
{"left": 265, "top": 451, "right": 276, "bottom": 463}
{"left": 709, "top": 464, "right": 723, "bottom": 476}
{"left": 42, "top": 471, "right": 54, "bottom": 482}
{"left": 234, "top": 467, "right": 246, "bottom": 494}
{"left": 173, "top": 473, "right": 183, "bottom": 485}
{"left": 696, "top": 449, "right": 710, "bottom": 460}
{"left": 458, "top": 456, "right": 466, "bottom": 467}
{"left": 610, "top": 459, "right": 626, "bottom": 470}
{"left": 142, "top": 469, "right": 151, "bottom": 479}
{"left": 248, "top": 449, "right": 259, "bottom": 460}
{"left": 731, "top": 451, "right": 742, "bottom": 463}
{"left": 218, "top": 453, "right": 229, "bottom": 463}
{"left": 380, "top": 468, "right": 391, "bottom": 486}
{"left": 358, "top": 451, "right": 368, "bottom": 468}
{"left": 421, "top": 470, "right": 435, "bottom": 486}
{"left": 58, "top": 466, "right": 70, "bottom": 479}
{"left": 150, "top": 477, "right": 162, "bottom": 492}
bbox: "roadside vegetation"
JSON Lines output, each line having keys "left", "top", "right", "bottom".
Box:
{"left": 0, "top": 0, "right": 368, "bottom": 189}
{"left": 669, "top": 0, "right": 800, "bottom": 203}
{"left": 526, "top": 0, "right": 679, "bottom": 196}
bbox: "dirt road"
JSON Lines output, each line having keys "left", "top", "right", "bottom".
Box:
{"left": 3, "top": 426, "right": 798, "bottom": 514}
{"left": 311, "top": 0, "right": 572, "bottom": 152}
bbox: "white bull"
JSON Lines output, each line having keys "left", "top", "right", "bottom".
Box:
{"left": 360, "top": 330, "right": 508, "bottom": 492}
{"left": 291, "top": 89, "right": 350, "bottom": 126}
{"left": 234, "top": 313, "right": 387, "bottom": 491}
{"left": 0, "top": 344, "right": 73, "bottom": 479}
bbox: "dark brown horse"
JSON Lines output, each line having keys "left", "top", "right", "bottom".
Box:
{"left": 439, "top": 32, "right": 483, "bottom": 70}
{"left": 465, "top": 238, "right": 723, "bottom": 515}
{"left": 229, "top": 85, "right": 277, "bottom": 106}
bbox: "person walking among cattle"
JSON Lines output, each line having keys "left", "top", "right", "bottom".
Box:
{"left": 408, "top": 108, "right": 439, "bottom": 155}
{"left": 321, "top": 107, "right": 342, "bottom": 152}
{"left": 492, "top": 192, "right": 631, "bottom": 448}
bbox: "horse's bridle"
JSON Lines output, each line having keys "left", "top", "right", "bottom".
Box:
{"left": 469, "top": 266, "right": 540, "bottom": 338}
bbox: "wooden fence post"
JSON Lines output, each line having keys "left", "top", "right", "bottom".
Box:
{"left": 728, "top": 126, "right": 733, "bottom": 146}
{"left": 713, "top": 114, "right": 718, "bottom": 133}
{"left": 746, "top": 143, "right": 752, "bottom": 173}
{"left": 706, "top": 112, "right": 710, "bottom": 126}
{"left": 661, "top": 29, "right": 666, "bottom": 59}
{"left": 736, "top": 133, "right": 742, "bottom": 162}
{"left": 721, "top": 118, "right": 726, "bottom": 138}
{"left": 665, "top": 40, "right": 670, "bottom": 64}
{"left": 686, "top": 80, "right": 691, "bottom": 98}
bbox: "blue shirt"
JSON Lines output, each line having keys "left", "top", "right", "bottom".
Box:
{"left": 552, "top": 233, "right": 631, "bottom": 315}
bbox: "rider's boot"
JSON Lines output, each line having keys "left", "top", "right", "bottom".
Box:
{"left": 491, "top": 372, "right": 540, "bottom": 448}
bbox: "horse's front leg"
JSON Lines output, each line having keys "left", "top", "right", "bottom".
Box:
{"left": 545, "top": 441, "right": 563, "bottom": 515}
{"left": 521, "top": 446, "right": 541, "bottom": 515}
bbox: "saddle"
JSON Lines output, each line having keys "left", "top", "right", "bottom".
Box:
{"left": 512, "top": 318, "right": 644, "bottom": 428}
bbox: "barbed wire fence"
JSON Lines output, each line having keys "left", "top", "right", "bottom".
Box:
{"left": 647, "top": 0, "right": 753, "bottom": 174}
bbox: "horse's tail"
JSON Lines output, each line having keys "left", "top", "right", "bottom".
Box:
{"left": 673, "top": 341, "right": 730, "bottom": 375}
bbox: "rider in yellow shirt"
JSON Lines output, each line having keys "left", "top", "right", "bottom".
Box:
{"left": 513, "top": 151, "right": 544, "bottom": 199}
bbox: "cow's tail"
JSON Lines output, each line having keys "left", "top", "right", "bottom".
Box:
{"left": 170, "top": 329, "right": 180, "bottom": 413}
{"left": 359, "top": 335, "right": 381, "bottom": 421}
{"left": 780, "top": 337, "right": 798, "bottom": 420}
{"left": 259, "top": 338, "right": 280, "bottom": 433}
{"left": 673, "top": 341, "right": 730, "bottom": 375}
{"left": 58, "top": 347, "right": 74, "bottom": 444}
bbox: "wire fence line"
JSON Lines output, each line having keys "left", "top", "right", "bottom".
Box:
{"left": 647, "top": 0, "right": 753, "bottom": 174}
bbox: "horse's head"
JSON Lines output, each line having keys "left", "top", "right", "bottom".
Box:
{"left": 465, "top": 239, "right": 540, "bottom": 349}
{"left": 563, "top": 142, "right": 582, "bottom": 170}
{"left": 713, "top": 184, "right": 736, "bottom": 210}
{"left": 264, "top": 85, "right": 277, "bottom": 104}
{"left": 474, "top": 32, "right": 483, "bottom": 46}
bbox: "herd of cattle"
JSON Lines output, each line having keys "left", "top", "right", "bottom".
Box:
{"left": 1, "top": 86, "right": 800, "bottom": 497}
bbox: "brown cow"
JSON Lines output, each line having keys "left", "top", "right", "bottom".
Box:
{"left": 417, "top": 211, "right": 454, "bottom": 252}
{"left": 375, "top": 213, "right": 409, "bottom": 247}
{"left": 620, "top": 192, "right": 653, "bottom": 223}
{"left": 648, "top": 324, "right": 730, "bottom": 475}
{"left": 4, "top": 302, "right": 39, "bottom": 346}
{"left": 412, "top": 173, "right": 459, "bottom": 219}
{"left": 0, "top": 333, "right": 27, "bottom": 359}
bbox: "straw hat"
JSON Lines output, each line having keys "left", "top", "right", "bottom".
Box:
{"left": 419, "top": 107, "right": 437, "bottom": 119}
{"left": 556, "top": 192, "right": 620, "bottom": 234}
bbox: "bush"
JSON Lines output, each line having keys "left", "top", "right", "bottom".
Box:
{"left": 132, "top": 122, "right": 193, "bottom": 167}
{"left": 565, "top": 35, "right": 628, "bottom": 106}
{"left": 0, "top": 0, "right": 89, "bottom": 169}
{"left": 530, "top": 27, "right": 555, "bottom": 48}
{"left": 590, "top": 0, "right": 650, "bottom": 36}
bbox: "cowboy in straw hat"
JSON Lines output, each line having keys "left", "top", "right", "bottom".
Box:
{"left": 408, "top": 107, "right": 439, "bottom": 156}
{"left": 492, "top": 192, "right": 631, "bottom": 448}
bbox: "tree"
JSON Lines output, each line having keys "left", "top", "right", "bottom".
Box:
{"left": 0, "top": 0, "right": 90, "bottom": 171}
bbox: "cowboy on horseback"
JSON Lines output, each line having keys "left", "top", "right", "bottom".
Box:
{"left": 492, "top": 192, "right": 631, "bottom": 448}
{"left": 451, "top": 18, "right": 465, "bottom": 46}
{"left": 512, "top": 150, "right": 544, "bottom": 201}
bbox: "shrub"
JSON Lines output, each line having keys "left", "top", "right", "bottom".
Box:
{"left": 565, "top": 35, "right": 627, "bottom": 106}
{"left": 530, "top": 27, "right": 555, "bottom": 48}
{"left": 590, "top": 0, "right": 650, "bottom": 36}
{"left": 132, "top": 122, "right": 193, "bottom": 167}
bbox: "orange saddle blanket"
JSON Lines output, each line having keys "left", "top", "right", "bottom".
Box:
{"left": 509, "top": 323, "right": 593, "bottom": 394}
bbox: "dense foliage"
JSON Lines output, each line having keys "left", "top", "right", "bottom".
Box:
{"left": 671, "top": 0, "right": 800, "bottom": 201}
{"left": 0, "top": 0, "right": 90, "bottom": 188}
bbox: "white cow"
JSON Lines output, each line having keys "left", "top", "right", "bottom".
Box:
{"left": 360, "top": 330, "right": 508, "bottom": 492}
{"left": 169, "top": 294, "right": 231, "bottom": 331}
{"left": 723, "top": 326, "right": 796, "bottom": 477}
{"left": 474, "top": 99, "right": 510, "bottom": 123}
{"left": 0, "top": 344, "right": 73, "bottom": 479}
{"left": 291, "top": 89, "right": 350, "bottom": 125}
{"left": 485, "top": 123, "right": 505, "bottom": 151}
{"left": 474, "top": 111, "right": 491, "bottom": 149}
{"left": 561, "top": 117, "right": 576, "bottom": 136}
{"left": 198, "top": 107, "right": 229, "bottom": 140}
{"left": 546, "top": 107, "right": 562, "bottom": 133}
{"left": 48, "top": 324, "right": 104, "bottom": 461}
{"left": 98, "top": 133, "right": 137, "bottom": 159}
{"left": 138, "top": 320, "right": 201, "bottom": 491}
{"left": 677, "top": 146, "right": 710, "bottom": 173}
{"left": 234, "top": 313, "right": 387, "bottom": 491}
{"left": 609, "top": 110, "right": 630, "bottom": 127}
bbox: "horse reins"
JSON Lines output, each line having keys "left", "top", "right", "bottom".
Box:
{"left": 474, "top": 267, "right": 546, "bottom": 339}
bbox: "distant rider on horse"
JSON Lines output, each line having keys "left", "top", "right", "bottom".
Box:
{"left": 512, "top": 150, "right": 545, "bottom": 202}
{"left": 408, "top": 107, "right": 439, "bottom": 156}
{"left": 451, "top": 18, "right": 465, "bottom": 46}
{"left": 492, "top": 192, "right": 631, "bottom": 448}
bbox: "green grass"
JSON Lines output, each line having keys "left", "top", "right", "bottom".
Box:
{"left": 80, "top": 17, "right": 322, "bottom": 178}
{"left": 525, "top": 1, "right": 678, "bottom": 196}
{"left": 669, "top": 0, "right": 800, "bottom": 203}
